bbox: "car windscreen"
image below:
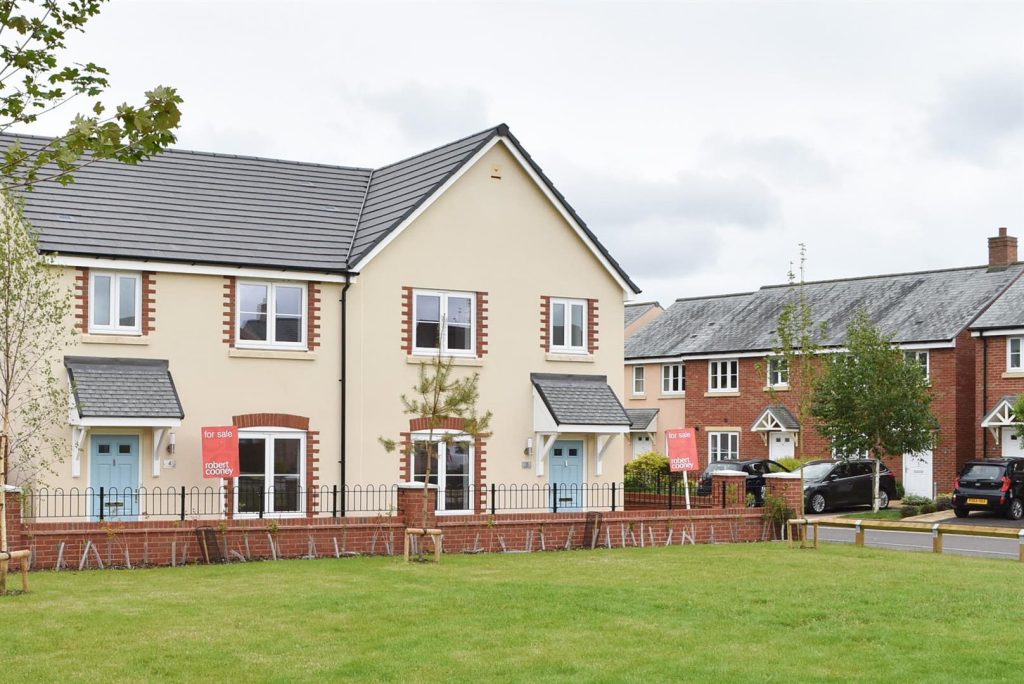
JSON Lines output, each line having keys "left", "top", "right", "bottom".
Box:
{"left": 960, "top": 464, "right": 1005, "bottom": 482}
{"left": 801, "top": 462, "right": 835, "bottom": 481}
{"left": 703, "top": 462, "right": 741, "bottom": 476}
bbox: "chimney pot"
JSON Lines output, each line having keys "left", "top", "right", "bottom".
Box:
{"left": 988, "top": 227, "right": 1018, "bottom": 268}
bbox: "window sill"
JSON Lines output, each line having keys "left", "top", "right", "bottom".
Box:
{"left": 1003, "top": 371, "right": 1024, "bottom": 379}
{"left": 763, "top": 385, "right": 790, "bottom": 392}
{"left": 660, "top": 392, "right": 686, "bottom": 399}
{"left": 229, "top": 348, "right": 317, "bottom": 361}
{"left": 630, "top": 394, "right": 646, "bottom": 400}
{"left": 82, "top": 333, "right": 148, "bottom": 345}
{"left": 705, "top": 391, "right": 741, "bottom": 397}
{"left": 545, "top": 352, "right": 594, "bottom": 363}
{"left": 407, "top": 355, "right": 483, "bottom": 367}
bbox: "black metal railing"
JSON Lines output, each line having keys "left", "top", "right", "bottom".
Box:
{"left": 18, "top": 478, "right": 757, "bottom": 521}
{"left": 20, "top": 484, "right": 399, "bottom": 521}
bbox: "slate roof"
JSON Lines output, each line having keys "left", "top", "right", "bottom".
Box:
{"left": 625, "top": 408, "right": 659, "bottom": 431}
{"left": 531, "top": 373, "right": 631, "bottom": 426}
{"left": 626, "top": 264, "right": 1024, "bottom": 359}
{"left": 625, "top": 301, "right": 660, "bottom": 329}
{"left": 1, "top": 125, "right": 639, "bottom": 291}
{"left": 65, "top": 356, "right": 184, "bottom": 419}
{"left": 752, "top": 405, "right": 800, "bottom": 431}
{"left": 972, "top": 273, "right": 1024, "bottom": 330}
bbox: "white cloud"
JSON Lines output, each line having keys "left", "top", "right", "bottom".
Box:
{"left": 361, "top": 83, "right": 492, "bottom": 145}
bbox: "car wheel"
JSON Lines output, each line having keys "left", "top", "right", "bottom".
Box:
{"left": 954, "top": 506, "right": 969, "bottom": 518}
{"left": 1007, "top": 499, "right": 1024, "bottom": 521}
{"left": 878, "top": 490, "right": 890, "bottom": 510}
{"left": 810, "top": 493, "right": 826, "bottom": 514}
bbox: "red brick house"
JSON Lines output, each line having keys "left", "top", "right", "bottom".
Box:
{"left": 625, "top": 229, "right": 1024, "bottom": 498}
{"left": 972, "top": 229, "right": 1024, "bottom": 463}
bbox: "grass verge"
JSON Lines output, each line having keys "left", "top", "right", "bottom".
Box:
{"left": 3, "top": 543, "right": 1020, "bottom": 681}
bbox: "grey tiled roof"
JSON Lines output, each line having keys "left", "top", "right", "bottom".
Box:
{"left": 625, "top": 301, "right": 659, "bottom": 328}
{"left": 626, "top": 264, "right": 1024, "bottom": 359}
{"left": 752, "top": 405, "right": 800, "bottom": 431}
{"left": 625, "top": 408, "right": 659, "bottom": 430}
{"left": 2, "top": 125, "right": 639, "bottom": 292}
{"left": 531, "top": 373, "right": 631, "bottom": 426}
{"left": 65, "top": 356, "right": 184, "bottom": 419}
{"left": 972, "top": 272, "right": 1024, "bottom": 330}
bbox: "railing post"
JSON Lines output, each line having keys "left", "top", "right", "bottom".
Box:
{"left": 490, "top": 483, "right": 496, "bottom": 515}
{"left": 99, "top": 486, "right": 105, "bottom": 521}
{"left": 668, "top": 477, "right": 673, "bottom": 511}
{"left": 611, "top": 482, "right": 617, "bottom": 512}
{"left": 552, "top": 482, "right": 558, "bottom": 514}
{"left": 341, "top": 485, "right": 346, "bottom": 518}
{"left": 332, "top": 485, "right": 338, "bottom": 518}
{"left": 720, "top": 481, "right": 726, "bottom": 509}
{"left": 259, "top": 488, "right": 265, "bottom": 519}
{"left": 180, "top": 486, "right": 186, "bottom": 521}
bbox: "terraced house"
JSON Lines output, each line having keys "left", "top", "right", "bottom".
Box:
{"left": 6, "top": 123, "right": 639, "bottom": 518}
{"left": 625, "top": 229, "right": 1024, "bottom": 499}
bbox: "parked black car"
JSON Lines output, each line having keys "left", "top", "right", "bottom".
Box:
{"left": 801, "top": 459, "right": 897, "bottom": 513}
{"left": 952, "top": 459, "right": 1024, "bottom": 520}
{"left": 696, "top": 459, "right": 791, "bottom": 504}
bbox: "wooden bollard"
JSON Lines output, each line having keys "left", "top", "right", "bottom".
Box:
{"left": 854, "top": 521, "right": 865, "bottom": 547}
{"left": 0, "top": 549, "right": 32, "bottom": 593}
{"left": 932, "top": 524, "right": 943, "bottom": 555}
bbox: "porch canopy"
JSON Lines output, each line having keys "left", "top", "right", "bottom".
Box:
{"left": 626, "top": 408, "right": 659, "bottom": 434}
{"left": 531, "top": 373, "right": 630, "bottom": 477}
{"left": 65, "top": 356, "right": 185, "bottom": 478}
{"left": 751, "top": 404, "right": 800, "bottom": 445}
{"left": 981, "top": 396, "right": 1018, "bottom": 444}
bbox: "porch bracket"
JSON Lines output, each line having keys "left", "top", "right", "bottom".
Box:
{"left": 595, "top": 434, "right": 614, "bottom": 477}
{"left": 71, "top": 426, "right": 89, "bottom": 478}
{"left": 536, "top": 432, "right": 558, "bottom": 477}
{"left": 152, "top": 428, "right": 167, "bottom": 477}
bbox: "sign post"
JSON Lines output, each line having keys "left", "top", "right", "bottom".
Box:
{"left": 201, "top": 426, "right": 239, "bottom": 480}
{"left": 667, "top": 428, "right": 699, "bottom": 510}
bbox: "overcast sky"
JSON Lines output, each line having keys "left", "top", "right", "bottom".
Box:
{"left": 25, "top": 0, "right": 1024, "bottom": 304}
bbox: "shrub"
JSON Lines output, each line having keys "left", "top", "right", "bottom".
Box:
{"left": 919, "top": 503, "right": 937, "bottom": 514}
{"left": 625, "top": 452, "right": 669, "bottom": 489}
{"left": 895, "top": 482, "right": 906, "bottom": 501}
{"left": 900, "top": 505, "right": 920, "bottom": 518}
{"left": 901, "top": 494, "right": 933, "bottom": 507}
{"left": 935, "top": 494, "right": 953, "bottom": 511}
{"left": 775, "top": 457, "right": 805, "bottom": 472}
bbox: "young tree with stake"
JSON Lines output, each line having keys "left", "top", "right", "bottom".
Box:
{"left": 811, "top": 310, "right": 936, "bottom": 512}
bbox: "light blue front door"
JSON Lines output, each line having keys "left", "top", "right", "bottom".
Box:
{"left": 90, "top": 435, "right": 140, "bottom": 520}
{"left": 549, "top": 440, "right": 585, "bottom": 510}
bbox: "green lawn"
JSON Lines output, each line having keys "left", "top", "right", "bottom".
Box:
{"left": 840, "top": 509, "right": 904, "bottom": 520}
{"left": 3, "top": 543, "right": 1020, "bottom": 681}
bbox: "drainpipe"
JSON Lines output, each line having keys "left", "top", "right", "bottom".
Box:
{"left": 340, "top": 274, "right": 351, "bottom": 515}
{"left": 982, "top": 331, "right": 988, "bottom": 458}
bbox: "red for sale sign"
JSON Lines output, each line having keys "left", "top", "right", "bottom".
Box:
{"left": 666, "top": 428, "right": 698, "bottom": 472}
{"left": 201, "top": 426, "right": 239, "bottom": 479}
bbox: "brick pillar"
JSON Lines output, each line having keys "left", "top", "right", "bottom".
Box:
{"left": 765, "top": 474, "right": 804, "bottom": 516}
{"left": 3, "top": 489, "right": 23, "bottom": 551}
{"left": 397, "top": 483, "right": 437, "bottom": 529}
{"left": 711, "top": 472, "right": 747, "bottom": 508}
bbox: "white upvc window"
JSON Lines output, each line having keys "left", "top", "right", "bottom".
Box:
{"left": 550, "top": 298, "right": 587, "bottom": 354}
{"left": 237, "top": 281, "right": 307, "bottom": 350}
{"left": 709, "top": 359, "right": 739, "bottom": 392}
{"left": 904, "top": 350, "right": 930, "bottom": 381}
{"left": 411, "top": 432, "right": 474, "bottom": 513}
{"left": 413, "top": 289, "right": 475, "bottom": 356}
{"left": 1009, "top": 338, "right": 1023, "bottom": 371}
{"left": 632, "top": 366, "right": 645, "bottom": 395}
{"left": 767, "top": 357, "right": 789, "bottom": 388}
{"left": 235, "top": 429, "right": 305, "bottom": 516}
{"left": 709, "top": 431, "right": 740, "bottom": 461}
{"left": 89, "top": 271, "right": 142, "bottom": 335}
{"left": 662, "top": 363, "right": 685, "bottom": 395}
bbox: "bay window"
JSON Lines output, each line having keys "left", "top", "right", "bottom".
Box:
{"left": 237, "top": 281, "right": 307, "bottom": 349}
{"left": 89, "top": 271, "right": 141, "bottom": 334}
{"left": 235, "top": 431, "right": 305, "bottom": 515}
{"left": 413, "top": 290, "right": 475, "bottom": 356}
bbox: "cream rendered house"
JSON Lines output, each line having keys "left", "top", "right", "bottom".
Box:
{"left": 8, "top": 124, "right": 639, "bottom": 517}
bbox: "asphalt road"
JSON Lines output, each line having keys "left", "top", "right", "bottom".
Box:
{"left": 814, "top": 522, "right": 1021, "bottom": 560}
